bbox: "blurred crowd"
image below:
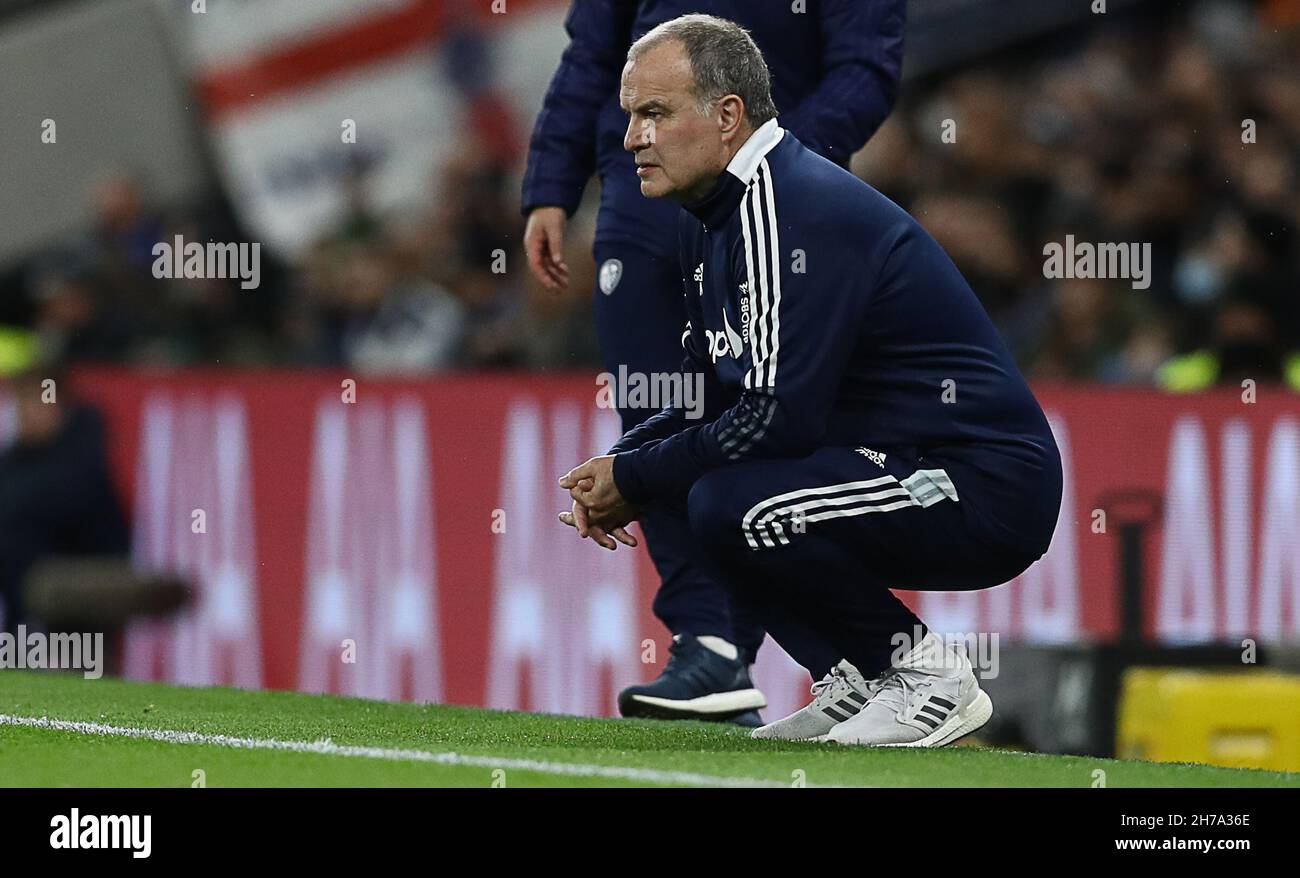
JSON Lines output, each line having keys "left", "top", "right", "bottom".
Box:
{"left": 7, "top": 125, "right": 600, "bottom": 376}
{"left": 3, "top": 0, "right": 1297, "bottom": 389}
{"left": 857, "top": 0, "right": 1300, "bottom": 388}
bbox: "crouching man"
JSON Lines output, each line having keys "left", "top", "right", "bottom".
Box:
{"left": 559, "top": 14, "right": 1061, "bottom": 746}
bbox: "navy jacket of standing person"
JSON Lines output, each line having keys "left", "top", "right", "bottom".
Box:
{"left": 521, "top": 0, "right": 906, "bottom": 256}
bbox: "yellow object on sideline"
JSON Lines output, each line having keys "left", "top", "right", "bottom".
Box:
{"left": 1117, "top": 668, "right": 1300, "bottom": 772}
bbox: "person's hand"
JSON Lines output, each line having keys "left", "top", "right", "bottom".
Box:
{"left": 557, "top": 498, "right": 638, "bottom": 551}
{"left": 524, "top": 206, "right": 570, "bottom": 292}
{"left": 557, "top": 457, "right": 640, "bottom": 550}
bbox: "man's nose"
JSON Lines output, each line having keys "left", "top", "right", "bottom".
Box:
{"left": 624, "top": 117, "right": 650, "bottom": 153}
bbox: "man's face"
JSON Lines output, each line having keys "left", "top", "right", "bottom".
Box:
{"left": 620, "top": 41, "right": 726, "bottom": 202}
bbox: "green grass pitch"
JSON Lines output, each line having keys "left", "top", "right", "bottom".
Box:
{"left": 1, "top": 671, "right": 1296, "bottom": 788}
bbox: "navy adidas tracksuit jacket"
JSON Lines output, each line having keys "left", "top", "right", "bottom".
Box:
{"left": 611, "top": 121, "right": 1063, "bottom": 560}
{"left": 520, "top": 0, "right": 906, "bottom": 255}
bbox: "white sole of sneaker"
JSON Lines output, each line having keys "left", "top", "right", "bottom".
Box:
{"left": 881, "top": 688, "right": 993, "bottom": 748}
{"left": 626, "top": 688, "right": 767, "bottom": 717}
{"left": 817, "top": 688, "right": 993, "bottom": 748}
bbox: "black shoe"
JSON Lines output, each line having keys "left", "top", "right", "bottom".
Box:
{"left": 618, "top": 634, "right": 767, "bottom": 722}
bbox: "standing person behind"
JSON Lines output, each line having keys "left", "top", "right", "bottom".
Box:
{"left": 522, "top": 0, "right": 905, "bottom": 726}
{"left": 0, "top": 369, "right": 128, "bottom": 633}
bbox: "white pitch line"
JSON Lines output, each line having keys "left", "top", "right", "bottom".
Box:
{"left": 0, "top": 714, "right": 808, "bottom": 788}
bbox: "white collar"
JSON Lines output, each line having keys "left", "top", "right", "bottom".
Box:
{"left": 725, "top": 118, "right": 784, "bottom": 185}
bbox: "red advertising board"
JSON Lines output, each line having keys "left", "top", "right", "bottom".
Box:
{"left": 18, "top": 370, "right": 1300, "bottom": 719}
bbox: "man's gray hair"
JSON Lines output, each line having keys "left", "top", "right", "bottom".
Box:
{"left": 628, "top": 14, "right": 778, "bottom": 126}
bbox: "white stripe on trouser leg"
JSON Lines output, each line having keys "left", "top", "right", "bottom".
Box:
{"left": 755, "top": 486, "right": 913, "bottom": 547}
{"left": 759, "top": 496, "right": 919, "bottom": 548}
{"left": 740, "top": 467, "right": 960, "bottom": 549}
{"left": 742, "top": 476, "right": 899, "bottom": 527}
{"left": 741, "top": 476, "right": 900, "bottom": 549}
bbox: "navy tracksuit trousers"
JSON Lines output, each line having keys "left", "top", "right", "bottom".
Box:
{"left": 684, "top": 446, "right": 1052, "bottom": 677}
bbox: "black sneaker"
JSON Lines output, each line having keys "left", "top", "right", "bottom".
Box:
{"left": 618, "top": 634, "right": 767, "bottom": 722}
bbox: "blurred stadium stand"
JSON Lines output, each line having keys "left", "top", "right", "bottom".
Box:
{"left": 904, "top": 0, "right": 1147, "bottom": 76}
{"left": 0, "top": 0, "right": 1295, "bottom": 386}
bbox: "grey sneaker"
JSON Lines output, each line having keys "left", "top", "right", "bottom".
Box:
{"left": 827, "top": 632, "right": 992, "bottom": 747}
{"left": 751, "top": 659, "right": 874, "bottom": 741}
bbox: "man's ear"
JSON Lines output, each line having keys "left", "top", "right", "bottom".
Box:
{"left": 717, "top": 95, "right": 746, "bottom": 142}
